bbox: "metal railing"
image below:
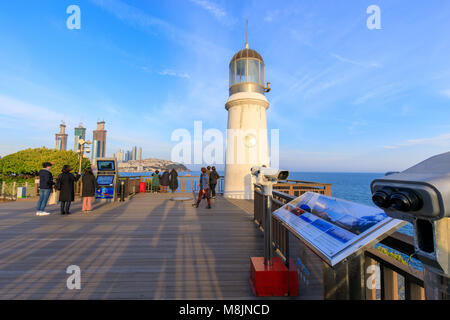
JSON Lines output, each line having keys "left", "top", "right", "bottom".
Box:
{"left": 253, "top": 187, "right": 425, "bottom": 300}
{"left": 127, "top": 175, "right": 224, "bottom": 194}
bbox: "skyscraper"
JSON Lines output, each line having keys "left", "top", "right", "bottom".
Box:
{"left": 115, "top": 149, "right": 124, "bottom": 163}
{"left": 137, "top": 147, "right": 142, "bottom": 161}
{"left": 73, "top": 123, "right": 86, "bottom": 152}
{"left": 131, "top": 146, "right": 137, "bottom": 161}
{"left": 55, "top": 122, "right": 68, "bottom": 151}
{"left": 92, "top": 121, "right": 107, "bottom": 161}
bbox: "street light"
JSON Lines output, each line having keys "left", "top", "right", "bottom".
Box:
{"left": 78, "top": 139, "right": 92, "bottom": 174}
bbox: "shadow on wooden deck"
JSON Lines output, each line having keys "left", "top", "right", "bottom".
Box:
{"left": 0, "top": 193, "right": 269, "bottom": 299}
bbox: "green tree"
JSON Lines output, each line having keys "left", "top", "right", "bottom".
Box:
{"left": 0, "top": 148, "right": 91, "bottom": 181}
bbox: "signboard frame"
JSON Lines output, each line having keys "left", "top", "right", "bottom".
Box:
{"left": 273, "top": 192, "right": 406, "bottom": 266}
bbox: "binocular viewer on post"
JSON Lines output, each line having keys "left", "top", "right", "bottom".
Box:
{"left": 371, "top": 152, "right": 450, "bottom": 277}
{"left": 251, "top": 166, "right": 289, "bottom": 183}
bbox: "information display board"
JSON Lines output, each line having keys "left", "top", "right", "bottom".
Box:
{"left": 97, "top": 175, "right": 114, "bottom": 186}
{"left": 273, "top": 192, "right": 406, "bottom": 266}
{"left": 97, "top": 160, "right": 115, "bottom": 171}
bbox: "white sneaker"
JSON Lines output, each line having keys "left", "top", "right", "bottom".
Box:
{"left": 36, "top": 211, "right": 43, "bottom": 216}
{"left": 40, "top": 211, "right": 51, "bottom": 216}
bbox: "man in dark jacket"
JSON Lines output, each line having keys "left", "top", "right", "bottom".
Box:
{"left": 209, "top": 166, "right": 220, "bottom": 199}
{"left": 36, "top": 162, "right": 54, "bottom": 216}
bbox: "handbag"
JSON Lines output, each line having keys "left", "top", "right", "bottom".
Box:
{"left": 48, "top": 189, "right": 57, "bottom": 205}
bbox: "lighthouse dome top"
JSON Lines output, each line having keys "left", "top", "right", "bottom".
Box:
{"left": 230, "top": 48, "right": 264, "bottom": 65}
{"left": 228, "top": 44, "right": 267, "bottom": 96}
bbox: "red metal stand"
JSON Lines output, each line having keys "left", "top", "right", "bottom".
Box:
{"left": 250, "top": 257, "right": 298, "bottom": 297}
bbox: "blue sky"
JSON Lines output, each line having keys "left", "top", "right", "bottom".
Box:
{"left": 0, "top": 0, "right": 449, "bottom": 172}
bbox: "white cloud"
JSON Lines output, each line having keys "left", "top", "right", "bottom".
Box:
{"left": 331, "top": 53, "right": 381, "bottom": 68}
{"left": 0, "top": 94, "right": 63, "bottom": 127}
{"left": 188, "top": 0, "right": 236, "bottom": 26}
{"left": 384, "top": 133, "right": 450, "bottom": 150}
{"left": 158, "top": 69, "right": 191, "bottom": 79}
{"left": 189, "top": 0, "right": 226, "bottom": 19}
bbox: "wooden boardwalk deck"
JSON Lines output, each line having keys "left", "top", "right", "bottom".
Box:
{"left": 0, "top": 193, "right": 267, "bottom": 299}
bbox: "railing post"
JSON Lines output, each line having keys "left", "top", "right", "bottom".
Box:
{"left": 364, "top": 257, "right": 377, "bottom": 300}
{"left": 383, "top": 267, "right": 399, "bottom": 300}
{"left": 409, "top": 282, "right": 425, "bottom": 300}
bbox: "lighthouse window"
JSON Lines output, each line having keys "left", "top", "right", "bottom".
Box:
{"left": 260, "top": 63, "right": 265, "bottom": 85}
{"left": 236, "top": 59, "right": 246, "bottom": 83}
{"left": 229, "top": 62, "right": 235, "bottom": 86}
{"left": 248, "top": 59, "right": 259, "bottom": 83}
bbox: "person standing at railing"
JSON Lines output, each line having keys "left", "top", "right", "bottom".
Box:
{"left": 36, "top": 162, "right": 54, "bottom": 216}
{"left": 160, "top": 170, "right": 169, "bottom": 193}
{"left": 169, "top": 169, "right": 178, "bottom": 193}
{"left": 209, "top": 166, "right": 220, "bottom": 199}
{"left": 81, "top": 167, "right": 98, "bottom": 213}
{"left": 151, "top": 170, "right": 161, "bottom": 193}
{"left": 55, "top": 165, "right": 80, "bottom": 215}
{"left": 192, "top": 167, "right": 211, "bottom": 209}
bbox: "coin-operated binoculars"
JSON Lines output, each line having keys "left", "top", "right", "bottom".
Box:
{"left": 371, "top": 152, "right": 450, "bottom": 300}
{"left": 251, "top": 166, "right": 289, "bottom": 266}
{"left": 249, "top": 166, "right": 296, "bottom": 297}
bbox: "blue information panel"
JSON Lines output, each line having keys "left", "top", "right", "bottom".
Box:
{"left": 96, "top": 187, "right": 114, "bottom": 199}
{"left": 273, "top": 192, "right": 406, "bottom": 266}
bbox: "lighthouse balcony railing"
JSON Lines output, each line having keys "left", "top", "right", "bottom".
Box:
{"left": 253, "top": 185, "right": 425, "bottom": 300}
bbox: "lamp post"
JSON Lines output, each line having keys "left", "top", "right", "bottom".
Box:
{"left": 77, "top": 139, "right": 91, "bottom": 197}
{"left": 77, "top": 138, "right": 91, "bottom": 174}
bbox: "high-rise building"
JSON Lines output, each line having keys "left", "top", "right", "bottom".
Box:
{"left": 137, "top": 147, "right": 142, "bottom": 161}
{"left": 115, "top": 149, "right": 124, "bottom": 163}
{"left": 131, "top": 146, "right": 137, "bottom": 161}
{"left": 55, "top": 122, "right": 68, "bottom": 151}
{"left": 92, "top": 121, "right": 107, "bottom": 161}
{"left": 73, "top": 123, "right": 86, "bottom": 153}
{"left": 124, "top": 150, "right": 131, "bottom": 162}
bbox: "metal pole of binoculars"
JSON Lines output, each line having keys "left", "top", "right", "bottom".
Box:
{"left": 263, "top": 185, "right": 273, "bottom": 267}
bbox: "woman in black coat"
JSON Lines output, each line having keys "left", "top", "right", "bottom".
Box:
{"left": 160, "top": 170, "right": 170, "bottom": 193}
{"left": 169, "top": 169, "right": 178, "bottom": 193}
{"left": 82, "top": 167, "right": 98, "bottom": 213}
{"left": 56, "top": 165, "right": 80, "bottom": 215}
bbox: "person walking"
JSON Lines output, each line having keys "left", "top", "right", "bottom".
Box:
{"left": 151, "top": 170, "right": 161, "bottom": 193}
{"left": 56, "top": 165, "right": 80, "bottom": 215}
{"left": 81, "top": 167, "right": 98, "bottom": 213}
{"left": 169, "top": 169, "right": 178, "bottom": 193}
{"left": 192, "top": 167, "right": 211, "bottom": 209}
{"left": 160, "top": 170, "right": 170, "bottom": 193}
{"left": 209, "top": 166, "right": 220, "bottom": 199}
{"left": 36, "top": 162, "right": 54, "bottom": 216}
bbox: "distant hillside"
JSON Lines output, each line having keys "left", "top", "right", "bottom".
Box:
{"left": 118, "top": 158, "right": 190, "bottom": 173}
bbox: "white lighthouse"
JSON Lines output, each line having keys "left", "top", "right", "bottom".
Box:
{"left": 224, "top": 32, "right": 271, "bottom": 200}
